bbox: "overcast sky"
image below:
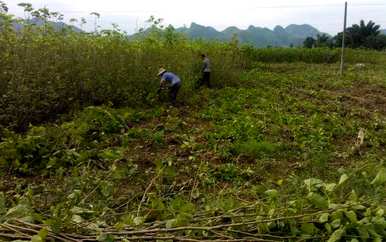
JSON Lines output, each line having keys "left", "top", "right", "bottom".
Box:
{"left": 5, "top": 0, "right": 386, "bottom": 34}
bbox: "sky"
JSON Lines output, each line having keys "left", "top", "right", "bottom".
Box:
{"left": 5, "top": 0, "right": 386, "bottom": 35}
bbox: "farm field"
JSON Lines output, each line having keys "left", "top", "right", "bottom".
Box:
{"left": 1, "top": 59, "right": 386, "bottom": 241}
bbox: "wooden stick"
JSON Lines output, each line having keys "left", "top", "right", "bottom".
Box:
{"left": 0, "top": 223, "right": 31, "bottom": 237}
{"left": 137, "top": 172, "right": 161, "bottom": 217}
{"left": 14, "top": 219, "right": 80, "bottom": 242}
{"left": 0, "top": 232, "right": 31, "bottom": 240}
{"left": 103, "top": 211, "right": 324, "bottom": 236}
{"left": 229, "top": 229, "right": 296, "bottom": 240}
{"left": 4, "top": 223, "right": 70, "bottom": 242}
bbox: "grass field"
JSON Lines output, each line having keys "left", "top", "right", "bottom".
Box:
{"left": 1, "top": 59, "right": 386, "bottom": 241}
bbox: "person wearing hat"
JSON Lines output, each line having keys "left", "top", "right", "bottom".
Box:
{"left": 157, "top": 68, "right": 182, "bottom": 105}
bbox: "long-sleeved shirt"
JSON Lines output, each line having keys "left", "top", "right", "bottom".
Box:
{"left": 203, "top": 57, "right": 211, "bottom": 73}
{"left": 160, "top": 72, "right": 181, "bottom": 86}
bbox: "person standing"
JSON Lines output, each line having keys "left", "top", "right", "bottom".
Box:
{"left": 158, "top": 68, "right": 181, "bottom": 105}
{"left": 200, "top": 54, "right": 211, "bottom": 88}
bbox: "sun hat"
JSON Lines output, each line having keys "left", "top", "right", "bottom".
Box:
{"left": 158, "top": 68, "right": 166, "bottom": 76}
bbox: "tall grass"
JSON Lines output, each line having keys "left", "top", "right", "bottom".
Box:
{"left": 0, "top": 20, "right": 244, "bottom": 130}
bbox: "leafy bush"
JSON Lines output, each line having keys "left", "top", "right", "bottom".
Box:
{"left": 240, "top": 46, "right": 385, "bottom": 65}
{"left": 0, "top": 106, "right": 130, "bottom": 173}
{"left": 0, "top": 15, "right": 245, "bottom": 131}
{"left": 0, "top": 126, "right": 68, "bottom": 173}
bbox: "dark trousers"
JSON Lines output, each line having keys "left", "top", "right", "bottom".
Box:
{"left": 201, "top": 72, "right": 211, "bottom": 88}
{"left": 170, "top": 83, "right": 181, "bottom": 105}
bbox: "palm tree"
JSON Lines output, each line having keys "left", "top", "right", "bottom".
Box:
{"left": 334, "top": 20, "right": 381, "bottom": 48}
{"left": 352, "top": 20, "right": 380, "bottom": 37}
{"left": 347, "top": 20, "right": 381, "bottom": 48}
{"left": 0, "top": 1, "right": 8, "bottom": 13}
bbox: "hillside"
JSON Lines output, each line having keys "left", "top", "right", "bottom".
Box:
{"left": 176, "top": 22, "right": 322, "bottom": 47}
{"left": 6, "top": 17, "right": 82, "bottom": 32}
{"left": 132, "top": 22, "right": 323, "bottom": 47}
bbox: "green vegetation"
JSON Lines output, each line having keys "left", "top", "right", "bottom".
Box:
{"left": 1, "top": 3, "right": 386, "bottom": 241}
{"left": 304, "top": 20, "right": 386, "bottom": 50}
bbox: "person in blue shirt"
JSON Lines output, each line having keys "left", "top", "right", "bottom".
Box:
{"left": 157, "top": 68, "right": 181, "bottom": 105}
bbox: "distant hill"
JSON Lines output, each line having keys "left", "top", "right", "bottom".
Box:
{"left": 174, "top": 23, "right": 323, "bottom": 47}
{"left": 131, "top": 22, "right": 323, "bottom": 47}
{"left": 3, "top": 17, "right": 82, "bottom": 32}
{"left": 284, "top": 24, "right": 320, "bottom": 39}
{"left": 382, "top": 29, "right": 386, "bottom": 35}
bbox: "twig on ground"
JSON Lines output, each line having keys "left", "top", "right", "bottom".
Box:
{"left": 14, "top": 219, "right": 81, "bottom": 242}
{"left": 80, "top": 169, "right": 114, "bottom": 205}
{"left": 4, "top": 222, "right": 73, "bottom": 242}
{"left": 229, "top": 229, "right": 297, "bottom": 240}
{"left": 0, "top": 232, "right": 31, "bottom": 240}
{"left": 137, "top": 171, "right": 162, "bottom": 217}
{"left": 0, "top": 223, "right": 31, "bottom": 238}
{"left": 101, "top": 211, "right": 324, "bottom": 236}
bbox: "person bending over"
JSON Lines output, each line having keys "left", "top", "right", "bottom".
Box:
{"left": 158, "top": 68, "right": 182, "bottom": 105}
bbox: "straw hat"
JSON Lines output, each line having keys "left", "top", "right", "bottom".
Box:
{"left": 158, "top": 68, "right": 166, "bottom": 76}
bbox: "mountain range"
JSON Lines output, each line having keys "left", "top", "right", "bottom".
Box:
{"left": 175, "top": 23, "right": 323, "bottom": 47}
{"left": 6, "top": 18, "right": 82, "bottom": 33}
{"left": 4, "top": 17, "right": 386, "bottom": 47}
{"left": 138, "top": 23, "right": 386, "bottom": 47}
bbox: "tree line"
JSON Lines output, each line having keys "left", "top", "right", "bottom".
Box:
{"left": 304, "top": 20, "right": 386, "bottom": 50}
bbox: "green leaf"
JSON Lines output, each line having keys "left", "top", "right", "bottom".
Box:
{"left": 166, "top": 218, "right": 177, "bottom": 228}
{"left": 338, "top": 174, "right": 349, "bottom": 185}
{"left": 307, "top": 192, "right": 328, "bottom": 209}
{"left": 31, "top": 235, "right": 43, "bottom": 242}
{"left": 331, "top": 209, "right": 344, "bottom": 220}
{"left": 319, "top": 213, "right": 329, "bottom": 223}
{"left": 325, "top": 183, "right": 336, "bottom": 192}
{"left": 38, "top": 228, "right": 48, "bottom": 240}
{"left": 371, "top": 216, "right": 386, "bottom": 226}
{"left": 368, "top": 227, "right": 381, "bottom": 239}
{"left": 5, "top": 203, "right": 32, "bottom": 219}
{"left": 371, "top": 168, "right": 386, "bottom": 186}
{"left": 331, "top": 219, "right": 341, "bottom": 228}
{"left": 376, "top": 208, "right": 384, "bottom": 217}
{"left": 304, "top": 178, "right": 324, "bottom": 192}
{"left": 133, "top": 216, "right": 144, "bottom": 226}
{"left": 325, "top": 223, "right": 332, "bottom": 233}
{"left": 97, "top": 234, "right": 115, "bottom": 242}
{"left": 327, "top": 228, "right": 345, "bottom": 242}
{"left": 353, "top": 204, "right": 366, "bottom": 210}
{"left": 345, "top": 210, "right": 358, "bottom": 223}
{"left": 70, "top": 206, "right": 94, "bottom": 215}
{"left": 72, "top": 214, "right": 83, "bottom": 224}
{"left": 348, "top": 190, "right": 358, "bottom": 201}
{"left": 264, "top": 189, "right": 279, "bottom": 199}
{"left": 301, "top": 223, "right": 318, "bottom": 235}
